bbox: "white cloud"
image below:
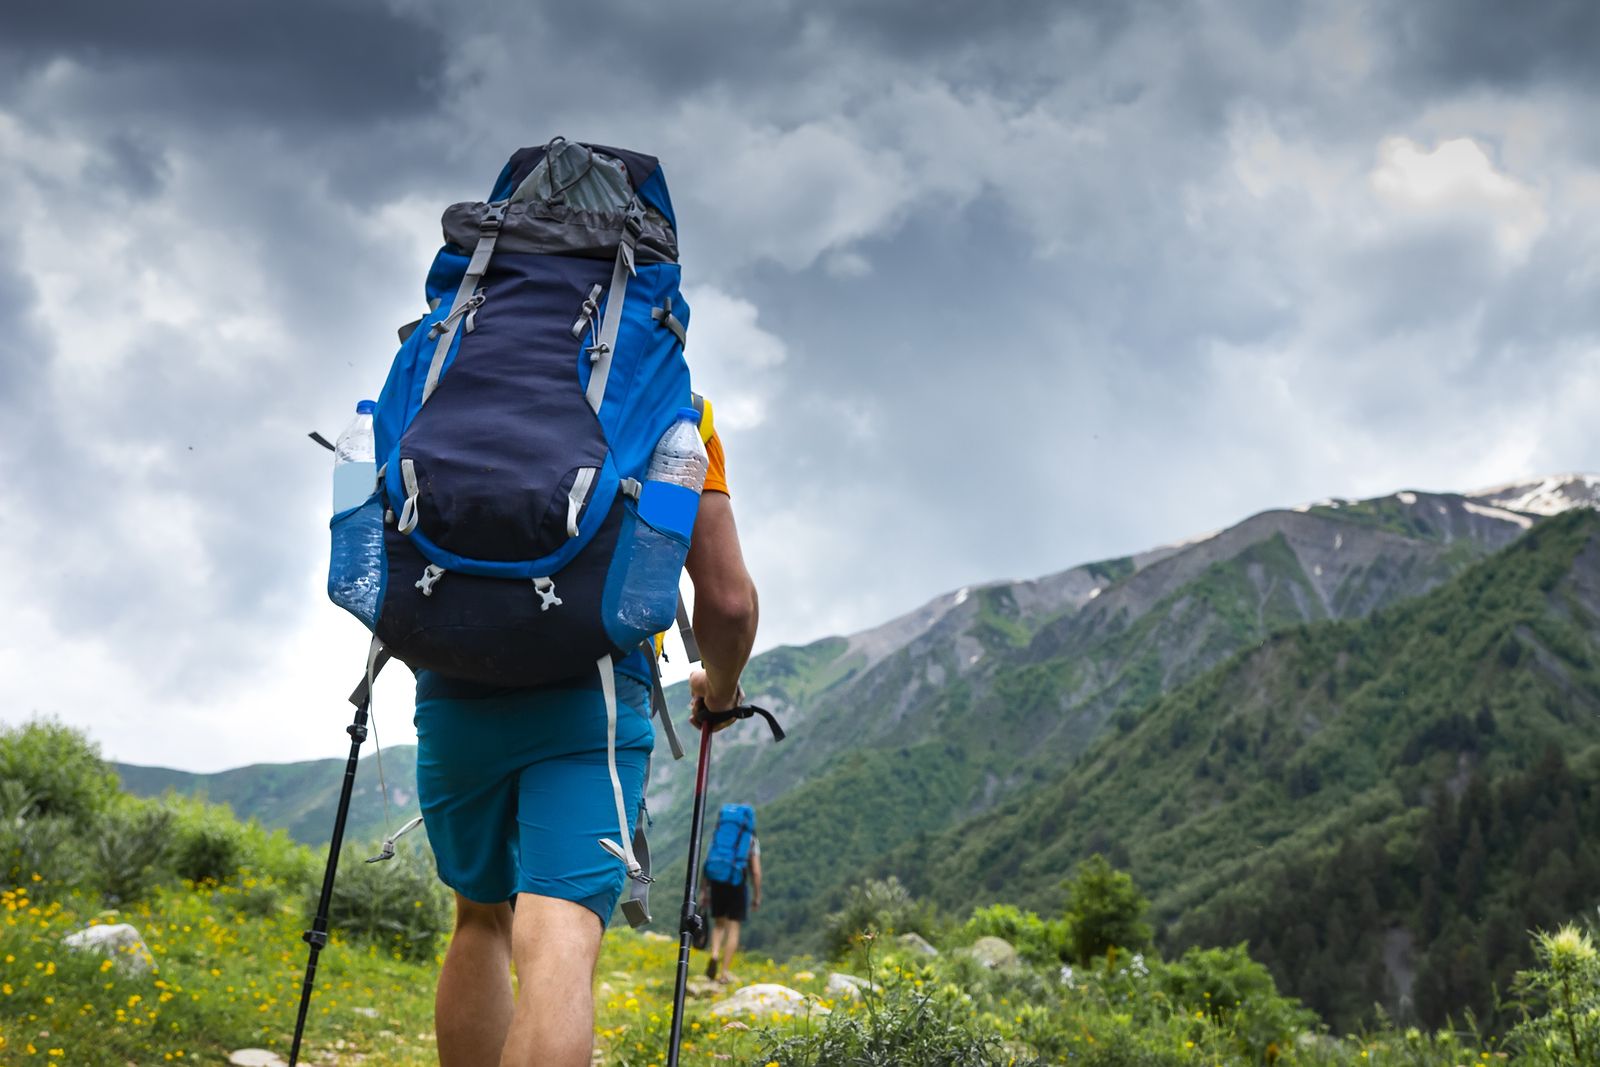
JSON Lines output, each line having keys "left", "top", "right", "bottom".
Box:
{"left": 1371, "top": 136, "right": 1547, "bottom": 259}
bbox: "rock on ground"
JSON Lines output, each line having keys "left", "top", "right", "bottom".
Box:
{"left": 228, "top": 1051, "right": 288, "bottom": 1067}
{"left": 825, "top": 972, "right": 876, "bottom": 999}
{"left": 61, "top": 923, "right": 155, "bottom": 976}
{"left": 709, "top": 983, "right": 831, "bottom": 1019}
{"left": 962, "top": 935, "right": 1020, "bottom": 971}
{"left": 896, "top": 932, "right": 939, "bottom": 956}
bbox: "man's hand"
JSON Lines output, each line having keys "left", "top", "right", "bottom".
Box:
{"left": 751, "top": 893, "right": 761, "bottom": 911}
{"left": 688, "top": 668, "right": 743, "bottom": 731}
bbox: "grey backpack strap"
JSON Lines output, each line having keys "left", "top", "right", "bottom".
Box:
{"left": 676, "top": 592, "right": 701, "bottom": 665}
{"left": 422, "top": 201, "right": 506, "bottom": 403}
{"left": 643, "top": 640, "right": 685, "bottom": 761}
{"left": 619, "top": 774, "right": 653, "bottom": 928}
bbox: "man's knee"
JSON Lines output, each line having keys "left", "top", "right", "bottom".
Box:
{"left": 455, "top": 894, "right": 514, "bottom": 937}
{"left": 511, "top": 893, "right": 604, "bottom": 963}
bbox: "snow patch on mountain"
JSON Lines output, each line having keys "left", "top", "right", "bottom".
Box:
{"left": 1461, "top": 500, "right": 1534, "bottom": 530}
{"left": 1468, "top": 474, "right": 1600, "bottom": 517}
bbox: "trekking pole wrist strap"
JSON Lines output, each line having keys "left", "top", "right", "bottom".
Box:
{"left": 696, "top": 700, "right": 786, "bottom": 742}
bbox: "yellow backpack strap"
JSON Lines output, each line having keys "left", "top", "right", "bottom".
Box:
{"left": 691, "top": 392, "right": 715, "bottom": 444}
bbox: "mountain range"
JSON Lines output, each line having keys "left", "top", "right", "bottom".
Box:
{"left": 114, "top": 473, "right": 1600, "bottom": 1028}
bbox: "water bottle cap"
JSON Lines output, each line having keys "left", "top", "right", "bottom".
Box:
{"left": 676, "top": 406, "right": 702, "bottom": 425}
{"left": 356, "top": 400, "right": 376, "bottom": 415}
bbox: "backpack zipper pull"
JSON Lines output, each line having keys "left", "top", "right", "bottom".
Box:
{"left": 570, "top": 284, "right": 603, "bottom": 339}
{"left": 397, "top": 458, "right": 421, "bottom": 534}
{"left": 427, "top": 290, "right": 486, "bottom": 340}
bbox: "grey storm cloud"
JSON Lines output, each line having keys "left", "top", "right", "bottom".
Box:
{"left": 0, "top": 0, "right": 444, "bottom": 123}
{"left": 2, "top": 0, "right": 1598, "bottom": 768}
{"left": 1384, "top": 0, "right": 1600, "bottom": 92}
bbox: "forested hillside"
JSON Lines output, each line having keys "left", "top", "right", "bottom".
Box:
{"left": 115, "top": 746, "right": 419, "bottom": 848}
{"left": 890, "top": 509, "right": 1600, "bottom": 1030}
{"left": 705, "top": 487, "right": 1559, "bottom": 956}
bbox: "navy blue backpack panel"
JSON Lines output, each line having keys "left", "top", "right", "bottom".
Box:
{"left": 703, "top": 803, "right": 757, "bottom": 887}
{"left": 340, "top": 138, "right": 695, "bottom": 687}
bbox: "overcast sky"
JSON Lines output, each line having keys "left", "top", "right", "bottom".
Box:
{"left": 2, "top": 0, "right": 1597, "bottom": 772}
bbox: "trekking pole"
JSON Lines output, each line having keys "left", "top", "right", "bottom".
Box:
{"left": 666, "top": 703, "right": 785, "bottom": 1067}
{"left": 666, "top": 720, "right": 715, "bottom": 1067}
{"left": 288, "top": 644, "right": 389, "bottom": 1066}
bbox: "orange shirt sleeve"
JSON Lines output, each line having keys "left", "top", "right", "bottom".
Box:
{"left": 703, "top": 430, "right": 729, "bottom": 496}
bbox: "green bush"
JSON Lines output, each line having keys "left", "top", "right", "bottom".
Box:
{"left": 169, "top": 799, "right": 245, "bottom": 884}
{"left": 0, "top": 779, "right": 86, "bottom": 889}
{"left": 1508, "top": 924, "right": 1600, "bottom": 1066}
{"left": 94, "top": 797, "right": 175, "bottom": 905}
{"left": 757, "top": 969, "right": 1033, "bottom": 1066}
{"left": 1061, "top": 854, "right": 1153, "bottom": 965}
{"left": 0, "top": 718, "right": 119, "bottom": 826}
{"left": 1153, "top": 943, "right": 1316, "bottom": 1061}
{"left": 961, "top": 903, "right": 1068, "bottom": 964}
{"left": 822, "top": 876, "right": 939, "bottom": 959}
{"left": 319, "top": 840, "right": 451, "bottom": 963}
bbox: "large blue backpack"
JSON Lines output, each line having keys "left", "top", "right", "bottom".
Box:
{"left": 328, "top": 137, "right": 696, "bottom": 685}
{"left": 326, "top": 138, "right": 697, "bottom": 909}
{"left": 704, "top": 804, "right": 757, "bottom": 886}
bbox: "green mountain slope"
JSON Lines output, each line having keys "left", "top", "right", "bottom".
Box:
{"left": 114, "top": 746, "right": 420, "bottom": 848}
{"left": 890, "top": 509, "right": 1600, "bottom": 1030}
{"left": 657, "top": 490, "right": 1544, "bottom": 954}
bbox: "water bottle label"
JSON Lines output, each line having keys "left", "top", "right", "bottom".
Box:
{"left": 637, "top": 481, "right": 699, "bottom": 541}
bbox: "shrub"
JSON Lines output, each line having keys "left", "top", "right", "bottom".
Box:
{"left": 94, "top": 797, "right": 175, "bottom": 905}
{"left": 757, "top": 966, "right": 1033, "bottom": 1066}
{"left": 1061, "top": 854, "right": 1152, "bottom": 965}
{"left": 0, "top": 718, "right": 118, "bottom": 825}
{"left": 822, "top": 876, "right": 939, "bottom": 959}
{"left": 318, "top": 840, "right": 451, "bottom": 963}
{"left": 164, "top": 797, "right": 249, "bottom": 884}
{"left": 0, "top": 779, "right": 86, "bottom": 889}
{"left": 1154, "top": 943, "right": 1316, "bottom": 1061}
{"left": 1508, "top": 923, "right": 1600, "bottom": 1067}
{"left": 961, "top": 903, "right": 1068, "bottom": 965}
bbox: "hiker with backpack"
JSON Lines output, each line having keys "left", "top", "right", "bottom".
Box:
{"left": 316, "top": 139, "right": 761, "bottom": 1067}
{"left": 699, "top": 803, "right": 762, "bottom": 983}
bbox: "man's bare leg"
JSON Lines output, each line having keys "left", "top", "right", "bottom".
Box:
{"left": 718, "top": 918, "right": 742, "bottom": 981}
{"left": 436, "top": 895, "right": 515, "bottom": 1067}
{"left": 500, "top": 893, "right": 604, "bottom": 1067}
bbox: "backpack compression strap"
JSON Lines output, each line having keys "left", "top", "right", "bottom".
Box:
{"left": 597, "top": 656, "right": 652, "bottom": 890}
{"left": 422, "top": 201, "right": 506, "bottom": 403}
{"left": 583, "top": 199, "right": 645, "bottom": 413}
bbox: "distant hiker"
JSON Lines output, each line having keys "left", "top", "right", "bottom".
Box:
{"left": 699, "top": 803, "right": 763, "bottom": 982}
{"left": 318, "top": 139, "right": 759, "bottom": 1067}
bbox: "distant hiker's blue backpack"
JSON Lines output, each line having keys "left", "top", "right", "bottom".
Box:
{"left": 326, "top": 137, "right": 697, "bottom": 688}
{"left": 704, "top": 804, "right": 757, "bottom": 886}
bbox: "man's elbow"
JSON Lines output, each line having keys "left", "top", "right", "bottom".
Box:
{"left": 698, "top": 580, "right": 759, "bottom": 640}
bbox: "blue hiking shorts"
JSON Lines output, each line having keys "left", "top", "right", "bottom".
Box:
{"left": 413, "top": 671, "right": 654, "bottom": 924}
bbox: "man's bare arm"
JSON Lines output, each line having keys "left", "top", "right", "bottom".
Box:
{"left": 684, "top": 491, "right": 759, "bottom": 713}
{"left": 749, "top": 848, "right": 762, "bottom": 908}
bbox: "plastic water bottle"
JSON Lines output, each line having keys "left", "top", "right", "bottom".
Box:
{"left": 332, "top": 400, "right": 377, "bottom": 512}
{"left": 615, "top": 408, "right": 708, "bottom": 632}
{"left": 328, "top": 400, "right": 384, "bottom": 628}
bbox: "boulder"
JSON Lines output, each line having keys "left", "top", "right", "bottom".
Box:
{"left": 61, "top": 923, "right": 155, "bottom": 976}
{"left": 686, "top": 976, "right": 721, "bottom": 999}
{"left": 896, "top": 932, "right": 939, "bottom": 956}
{"left": 228, "top": 1051, "right": 287, "bottom": 1067}
{"left": 825, "top": 972, "right": 876, "bottom": 999}
{"left": 962, "top": 936, "right": 1020, "bottom": 971}
{"left": 709, "top": 983, "right": 831, "bottom": 1019}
